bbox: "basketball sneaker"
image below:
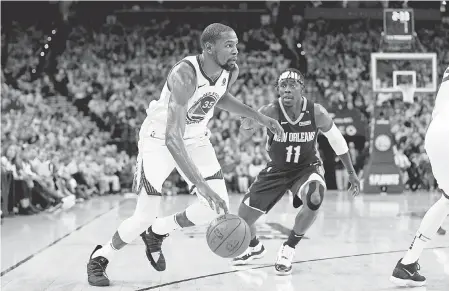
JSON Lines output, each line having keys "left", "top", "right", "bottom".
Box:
{"left": 390, "top": 259, "right": 426, "bottom": 287}
{"left": 87, "top": 245, "right": 110, "bottom": 286}
{"left": 232, "top": 241, "right": 266, "bottom": 265}
{"left": 275, "top": 244, "right": 295, "bottom": 275}
{"left": 141, "top": 226, "right": 168, "bottom": 271}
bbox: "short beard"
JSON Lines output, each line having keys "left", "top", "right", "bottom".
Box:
{"left": 213, "top": 54, "right": 234, "bottom": 71}
{"left": 220, "top": 62, "right": 235, "bottom": 71}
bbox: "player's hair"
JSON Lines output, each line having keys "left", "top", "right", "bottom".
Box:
{"left": 275, "top": 68, "right": 305, "bottom": 89}
{"left": 200, "top": 23, "right": 234, "bottom": 49}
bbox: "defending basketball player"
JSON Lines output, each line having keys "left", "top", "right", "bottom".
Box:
{"left": 231, "top": 69, "right": 360, "bottom": 275}
{"left": 390, "top": 66, "right": 449, "bottom": 287}
{"left": 86, "top": 23, "right": 284, "bottom": 286}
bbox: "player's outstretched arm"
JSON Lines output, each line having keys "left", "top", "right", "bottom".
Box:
{"left": 165, "top": 62, "right": 228, "bottom": 213}
{"left": 239, "top": 104, "right": 277, "bottom": 143}
{"left": 216, "top": 66, "right": 283, "bottom": 137}
{"left": 315, "top": 103, "right": 360, "bottom": 196}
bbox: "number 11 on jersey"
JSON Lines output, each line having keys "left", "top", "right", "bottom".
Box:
{"left": 286, "top": 145, "right": 301, "bottom": 163}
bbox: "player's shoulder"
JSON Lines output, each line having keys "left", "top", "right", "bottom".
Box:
{"left": 313, "top": 103, "right": 330, "bottom": 116}
{"left": 172, "top": 59, "right": 197, "bottom": 80}
{"left": 313, "top": 103, "right": 334, "bottom": 131}
{"left": 168, "top": 60, "right": 197, "bottom": 90}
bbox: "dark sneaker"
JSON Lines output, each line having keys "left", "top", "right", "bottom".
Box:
{"left": 141, "top": 226, "right": 168, "bottom": 271}
{"left": 390, "top": 259, "right": 426, "bottom": 287}
{"left": 232, "top": 241, "right": 266, "bottom": 265}
{"left": 87, "top": 245, "right": 110, "bottom": 286}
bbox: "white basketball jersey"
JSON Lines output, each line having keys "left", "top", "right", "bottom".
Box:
{"left": 140, "top": 55, "right": 231, "bottom": 140}
{"left": 432, "top": 66, "right": 449, "bottom": 119}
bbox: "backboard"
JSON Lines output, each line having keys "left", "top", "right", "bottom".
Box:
{"left": 371, "top": 53, "right": 437, "bottom": 93}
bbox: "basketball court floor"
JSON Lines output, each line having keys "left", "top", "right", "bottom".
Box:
{"left": 1, "top": 191, "right": 448, "bottom": 291}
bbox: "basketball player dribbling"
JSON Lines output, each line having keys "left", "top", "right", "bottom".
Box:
{"left": 231, "top": 69, "right": 361, "bottom": 275}
{"left": 390, "top": 66, "right": 449, "bottom": 287}
{"left": 86, "top": 23, "right": 284, "bottom": 286}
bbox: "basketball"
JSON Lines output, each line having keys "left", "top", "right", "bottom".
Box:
{"left": 206, "top": 214, "right": 251, "bottom": 258}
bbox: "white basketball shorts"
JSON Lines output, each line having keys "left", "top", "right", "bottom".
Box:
{"left": 132, "top": 134, "right": 223, "bottom": 196}
{"left": 425, "top": 115, "right": 449, "bottom": 197}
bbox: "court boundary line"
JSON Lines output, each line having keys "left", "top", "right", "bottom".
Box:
{"left": 0, "top": 199, "right": 124, "bottom": 277}
{"left": 136, "top": 246, "right": 449, "bottom": 291}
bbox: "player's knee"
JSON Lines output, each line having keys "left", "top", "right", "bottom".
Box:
{"left": 238, "top": 198, "right": 262, "bottom": 226}
{"left": 305, "top": 181, "right": 325, "bottom": 211}
{"left": 131, "top": 188, "right": 161, "bottom": 224}
{"left": 309, "top": 191, "right": 322, "bottom": 206}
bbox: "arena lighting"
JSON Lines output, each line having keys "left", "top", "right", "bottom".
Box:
{"left": 40, "top": 52, "right": 45, "bottom": 57}
{"left": 52, "top": 29, "right": 56, "bottom": 34}
{"left": 44, "top": 44, "right": 49, "bottom": 49}
{"left": 443, "top": 1, "right": 446, "bottom": 5}
{"left": 47, "top": 36, "right": 52, "bottom": 42}
{"left": 32, "top": 69, "right": 36, "bottom": 73}
{"left": 300, "top": 51, "right": 305, "bottom": 56}
{"left": 297, "top": 43, "right": 302, "bottom": 48}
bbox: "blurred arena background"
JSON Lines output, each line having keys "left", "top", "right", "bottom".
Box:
{"left": 1, "top": 1, "right": 448, "bottom": 226}
{"left": 2, "top": 1, "right": 449, "bottom": 290}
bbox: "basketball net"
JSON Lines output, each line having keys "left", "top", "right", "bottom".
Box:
{"left": 396, "top": 84, "right": 416, "bottom": 104}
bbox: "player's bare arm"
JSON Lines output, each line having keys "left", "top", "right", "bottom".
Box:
{"left": 315, "top": 103, "right": 360, "bottom": 196}
{"left": 165, "top": 62, "right": 228, "bottom": 213}
{"left": 217, "top": 65, "right": 284, "bottom": 137}
{"left": 239, "top": 103, "right": 278, "bottom": 143}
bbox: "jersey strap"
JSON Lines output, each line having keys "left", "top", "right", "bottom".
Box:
{"left": 195, "top": 55, "right": 224, "bottom": 86}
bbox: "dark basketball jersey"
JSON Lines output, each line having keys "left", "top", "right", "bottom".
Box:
{"left": 266, "top": 97, "right": 321, "bottom": 170}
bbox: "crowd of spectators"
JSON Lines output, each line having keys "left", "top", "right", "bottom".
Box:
{"left": 1, "top": 29, "right": 132, "bottom": 216}
{"left": 2, "top": 13, "right": 448, "bottom": 217}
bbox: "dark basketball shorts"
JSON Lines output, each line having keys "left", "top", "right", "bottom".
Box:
{"left": 242, "top": 163, "right": 326, "bottom": 213}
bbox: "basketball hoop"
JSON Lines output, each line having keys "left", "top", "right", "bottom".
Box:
{"left": 396, "top": 84, "right": 416, "bottom": 104}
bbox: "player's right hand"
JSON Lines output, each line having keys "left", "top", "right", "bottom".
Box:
{"left": 197, "top": 183, "right": 229, "bottom": 214}
{"left": 258, "top": 115, "right": 284, "bottom": 137}
{"left": 348, "top": 172, "right": 360, "bottom": 197}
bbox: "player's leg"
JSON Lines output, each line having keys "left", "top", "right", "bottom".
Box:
{"left": 87, "top": 140, "right": 176, "bottom": 285}
{"left": 391, "top": 119, "right": 449, "bottom": 287}
{"left": 275, "top": 169, "right": 326, "bottom": 275}
{"left": 432, "top": 189, "right": 447, "bottom": 235}
{"left": 232, "top": 168, "right": 288, "bottom": 265}
{"left": 151, "top": 138, "right": 229, "bottom": 228}
{"left": 231, "top": 200, "right": 265, "bottom": 265}
{"left": 143, "top": 138, "right": 230, "bottom": 270}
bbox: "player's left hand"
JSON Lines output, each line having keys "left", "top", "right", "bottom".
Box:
{"left": 348, "top": 172, "right": 360, "bottom": 197}
{"left": 258, "top": 115, "right": 284, "bottom": 137}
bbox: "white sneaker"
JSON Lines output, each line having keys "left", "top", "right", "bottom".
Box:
{"left": 232, "top": 241, "right": 266, "bottom": 265}
{"left": 275, "top": 244, "right": 295, "bottom": 275}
